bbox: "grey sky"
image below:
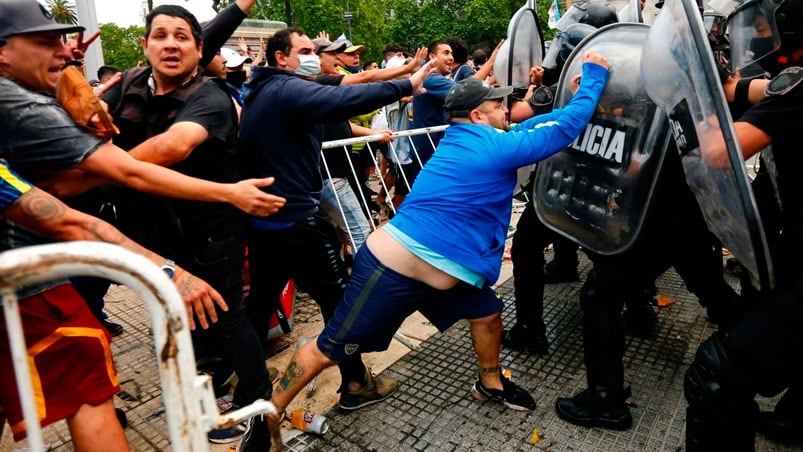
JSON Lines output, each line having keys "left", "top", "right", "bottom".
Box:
{"left": 90, "top": 0, "right": 217, "bottom": 28}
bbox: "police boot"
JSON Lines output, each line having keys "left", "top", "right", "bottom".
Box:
{"left": 502, "top": 322, "right": 549, "bottom": 355}
{"left": 685, "top": 335, "right": 758, "bottom": 451}
{"left": 555, "top": 385, "right": 633, "bottom": 430}
{"left": 756, "top": 388, "right": 803, "bottom": 444}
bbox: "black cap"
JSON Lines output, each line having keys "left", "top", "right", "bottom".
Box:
{"left": 444, "top": 79, "right": 514, "bottom": 117}
{"left": 0, "top": 0, "right": 84, "bottom": 42}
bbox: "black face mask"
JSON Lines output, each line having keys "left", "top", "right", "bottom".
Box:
{"left": 749, "top": 36, "right": 776, "bottom": 61}
{"left": 227, "top": 70, "right": 247, "bottom": 88}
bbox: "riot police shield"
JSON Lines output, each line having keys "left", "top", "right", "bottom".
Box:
{"left": 493, "top": 0, "right": 545, "bottom": 90}
{"left": 641, "top": 0, "right": 774, "bottom": 290}
{"left": 534, "top": 23, "right": 670, "bottom": 254}
{"left": 617, "top": 0, "right": 644, "bottom": 23}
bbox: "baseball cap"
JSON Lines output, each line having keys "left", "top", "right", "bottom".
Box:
{"left": 444, "top": 79, "right": 514, "bottom": 117}
{"left": 220, "top": 47, "right": 252, "bottom": 68}
{"left": 313, "top": 37, "right": 347, "bottom": 54}
{"left": 0, "top": 0, "right": 84, "bottom": 42}
{"left": 333, "top": 38, "right": 365, "bottom": 54}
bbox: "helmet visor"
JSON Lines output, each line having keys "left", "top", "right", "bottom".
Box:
{"left": 729, "top": 0, "right": 781, "bottom": 73}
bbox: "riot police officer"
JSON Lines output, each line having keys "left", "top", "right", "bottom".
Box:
{"left": 684, "top": 0, "right": 803, "bottom": 448}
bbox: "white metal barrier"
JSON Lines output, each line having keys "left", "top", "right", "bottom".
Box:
{"left": 0, "top": 242, "right": 277, "bottom": 452}
{"left": 320, "top": 125, "right": 449, "bottom": 249}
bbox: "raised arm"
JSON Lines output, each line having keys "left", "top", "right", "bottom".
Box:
{"left": 341, "top": 48, "right": 427, "bottom": 85}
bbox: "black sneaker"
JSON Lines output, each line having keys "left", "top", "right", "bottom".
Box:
{"left": 470, "top": 372, "right": 535, "bottom": 411}
{"left": 338, "top": 370, "right": 400, "bottom": 411}
{"left": 208, "top": 422, "right": 246, "bottom": 444}
{"left": 238, "top": 414, "right": 271, "bottom": 452}
{"left": 502, "top": 323, "right": 549, "bottom": 355}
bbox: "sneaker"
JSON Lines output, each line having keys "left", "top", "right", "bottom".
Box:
{"left": 237, "top": 414, "right": 271, "bottom": 452}
{"left": 338, "top": 370, "right": 400, "bottom": 411}
{"left": 471, "top": 372, "right": 535, "bottom": 411}
{"left": 208, "top": 422, "right": 246, "bottom": 444}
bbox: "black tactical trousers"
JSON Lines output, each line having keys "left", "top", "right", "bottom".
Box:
{"left": 246, "top": 213, "right": 367, "bottom": 389}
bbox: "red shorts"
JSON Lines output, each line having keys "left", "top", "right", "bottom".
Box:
{"left": 0, "top": 284, "right": 119, "bottom": 440}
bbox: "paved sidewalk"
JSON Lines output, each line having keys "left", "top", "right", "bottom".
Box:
{"left": 284, "top": 259, "right": 799, "bottom": 452}
{"left": 3, "top": 254, "right": 801, "bottom": 451}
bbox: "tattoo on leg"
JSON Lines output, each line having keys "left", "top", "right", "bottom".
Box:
{"left": 279, "top": 360, "right": 305, "bottom": 391}
{"left": 479, "top": 365, "right": 500, "bottom": 375}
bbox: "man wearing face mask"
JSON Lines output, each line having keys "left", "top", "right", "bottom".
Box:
{"left": 239, "top": 28, "right": 432, "bottom": 435}
{"left": 220, "top": 47, "right": 251, "bottom": 106}
{"left": 336, "top": 40, "right": 366, "bottom": 75}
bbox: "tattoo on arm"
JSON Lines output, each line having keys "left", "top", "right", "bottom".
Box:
{"left": 279, "top": 360, "right": 305, "bottom": 391}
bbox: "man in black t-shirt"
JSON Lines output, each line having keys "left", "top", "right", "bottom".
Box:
{"left": 98, "top": 5, "right": 282, "bottom": 449}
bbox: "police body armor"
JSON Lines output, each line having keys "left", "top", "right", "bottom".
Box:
{"left": 534, "top": 23, "right": 671, "bottom": 255}
{"left": 641, "top": 0, "right": 774, "bottom": 290}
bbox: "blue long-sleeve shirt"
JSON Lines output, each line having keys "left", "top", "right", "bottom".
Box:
{"left": 389, "top": 62, "right": 609, "bottom": 284}
{"left": 240, "top": 66, "right": 412, "bottom": 226}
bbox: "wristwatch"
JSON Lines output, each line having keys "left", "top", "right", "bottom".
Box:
{"left": 160, "top": 259, "right": 176, "bottom": 280}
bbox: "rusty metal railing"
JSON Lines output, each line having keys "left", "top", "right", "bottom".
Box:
{"left": 0, "top": 242, "right": 276, "bottom": 452}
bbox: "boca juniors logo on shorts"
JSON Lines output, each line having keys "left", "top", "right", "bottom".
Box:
{"left": 344, "top": 344, "right": 360, "bottom": 355}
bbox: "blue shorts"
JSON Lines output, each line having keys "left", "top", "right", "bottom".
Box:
{"left": 317, "top": 245, "right": 503, "bottom": 362}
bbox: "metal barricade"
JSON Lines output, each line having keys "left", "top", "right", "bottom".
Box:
{"left": 0, "top": 242, "right": 276, "bottom": 452}
{"left": 320, "top": 125, "right": 449, "bottom": 249}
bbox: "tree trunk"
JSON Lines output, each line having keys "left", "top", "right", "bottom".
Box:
{"left": 147, "top": 0, "right": 153, "bottom": 12}
{"left": 283, "top": 0, "right": 293, "bottom": 25}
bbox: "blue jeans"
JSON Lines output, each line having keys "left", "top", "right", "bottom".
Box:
{"left": 319, "top": 177, "right": 371, "bottom": 252}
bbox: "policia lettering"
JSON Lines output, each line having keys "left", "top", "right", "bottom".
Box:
{"left": 569, "top": 120, "right": 630, "bottom": 164}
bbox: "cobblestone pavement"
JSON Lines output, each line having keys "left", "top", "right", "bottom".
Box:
{"left": 285, "top": 259, "right": 800, "bottom": 452}
{"left": 4, "top": 255, "right": 802, "bottom": 451}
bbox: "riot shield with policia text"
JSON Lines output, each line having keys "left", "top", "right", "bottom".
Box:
{"left": 640, "top": 0, "right": 774, "bottom": 290}
{"left": 534, "top": 23, "right": 670, "bottom": 255}
{"left": 493, "top": 0, "right": 545, "bottom": 94}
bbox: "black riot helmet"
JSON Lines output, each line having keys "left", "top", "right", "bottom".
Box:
{"left": 541, "top": 23, "right": 597, "bottom": 85}
{"left": 728, "top": 0, "right": 803, "bottom": 76}
{"left": 556, "top": 0, "right": 618, "bottom": 30}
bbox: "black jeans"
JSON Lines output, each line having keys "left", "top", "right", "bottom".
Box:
{"left": 182, "top": 230, "right": 271, "bottom": 407}
{"left": 246, "top": 213, "right": 367, "bottom": 389}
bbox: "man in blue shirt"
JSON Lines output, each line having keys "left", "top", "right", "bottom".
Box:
{"left": 267, "top": 51, "right": 610, "bottom": 422}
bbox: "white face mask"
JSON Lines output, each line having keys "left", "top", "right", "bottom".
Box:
{"left": 295, "top": 54, "right": 321, "bottom": 77}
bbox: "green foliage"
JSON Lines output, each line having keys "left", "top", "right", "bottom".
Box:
{"left": 211, "top": 0, "right": 560, "bottom": 62}
{"left": 48, "top": 0, "right": 78, "bottom": 25}
{"left": 98, "top": 23, "right": 146, "bottom": 71}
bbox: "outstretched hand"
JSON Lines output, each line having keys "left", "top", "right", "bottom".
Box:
{"left": 408, "top": 61, "right": 436, "bottom": 96}
{"left": 407, "top": 47, "right": 428, "bottom": 72}
{"left": 175, "top": 269, "right": 228, "bottom": 330}
{"left": 230, "top": 177, "right": 286, "bottom": 216}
